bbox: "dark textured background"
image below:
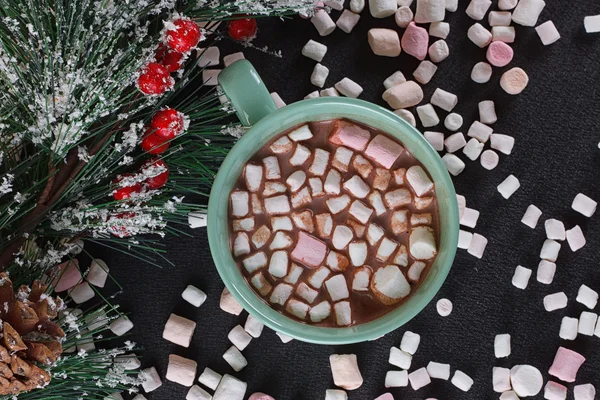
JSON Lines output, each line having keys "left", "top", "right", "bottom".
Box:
{"left": 99, "top": 1, "right": 600, "bottom": 398}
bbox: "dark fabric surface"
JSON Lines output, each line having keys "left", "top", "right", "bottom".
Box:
{"left": 100, "top": 1, "right": 600, "bottom": 399}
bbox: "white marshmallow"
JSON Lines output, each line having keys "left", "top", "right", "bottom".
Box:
{"left": 467, "top": 233, "right": 487, "bottom": 259}
{"left": 415, "top": 0, "right": 445, "bottom": 23}
{"left": 263, "top": 156, "right": 281, "bottom": 179}
{"left": 572, "top": 193, "right": 597, "bottom": 217}
{"left": 463, "top": 138, "right": 485, "bottom": 161}
{"left": 197, "top": 46, "right": 220, "bottom": 67}
{"left": 540, "top": 239, "right": 561, "bottom": 262}
{"left": 243, "top": 252, "right": 267, "bottom": 274}
{"left": 163, "top": 314, "right": 196, "bottom": 348}
{"left": 166, "top": 354, "right": 197, "bottom": 387}
{"left": 367, "top": 223, "right": 385, "bottom": 246}
{"left": 406, "top": 166, "right": 434, "bottom": 196}
{"left": 270, "top": 231, "right": 293, "bottom": 250}
{"left": 228, "top": 325, "right": 252, "bottom": 351}
{"left": 521, "top": 204, "right": 542, "bottom": 228}
{"left": 544, "top": 381, "right": 567, "bottom": 400}
{"left": 497, "top": 175, "right": 520, "bottom": 199}
{"left": 286, "top": 171, "right": 306, "bottom": 193}
{"left": 271, "top": 216, "right": 293, "bottom": 231}
{"left": 264, "top": 195, "right": 291, "bottom": 216}
{"left": 442, "top": 153, "right": 465, "bottom": 176}
{"left": 188, "top": 212, "right": 207, "bottom": 228}
{"left": 389, "top": 346, "right": 412, "bottom": 369}
{"left": 284, "top": 263, "right": 303, "bottom": 285}
{"left": 431, "top": 88, "right": 457, "bottom": 112}
{"left": 276, "top": 332, "right": 293, "bottom": 343}
{"left": 223, "top": 52, "right": 245, "bottom": 67}
{"left": 223, "top": 346, "right": 247, "bottom": 372}
{"left": 70, "top": 282, "right": 95, "bottom": 304}
{"left": 325, "top": 389, "right": 348, "bottom": 400}
{"left": 333, "top": 225, "right": 354, "bottom": 250}
{"left": 310, "top": 148, "right": 330, "bottom": 176}
{"left": 499, "top": 0, "right": 517, "bottom": 9}
{"left": 428, "top": 40, "right": 450, "bottom": 63}
{"left": 349, "top": 241, "right": 368, "bottom": 266}
{"left": 385, "top": 370, "right": 408, "bottom": 387}
{"left": 369, "top": 0, "right": 398, "bottom": 18}
{"left": 233, "top": 217, "right": 255, "bottom": 232}
{"left": 308, "top": 266, "right": 331, "bottom": 289}
{"left": 372, "top": 265, "right": 411, "bottom": 304}
{"left": 444, "top": 132, "right": 467, "bottom": 153}
{"left": 109, "top": 317, "right": 134, "bottom": 336}
{"left": 458, "top": 230, "right": 473, "bottom": 250}
{"left": 494, "top": 334, "right": 511, "bottom": 358}
{"left": 394, "top": 245, "right": 408, "bottom": 266}
{"left": 352, "top": 266, "right": 372, "bottom": 292}
{"left": 559, "top": 317, "right": 578, "bottom": 340}
{"left": 400, "top": 331, "right": 421, "bottom": 355}
{"left": 395, "top": 6, "right": 414, "bottom": 28}
{"left": 213, "top": 374, "right": 247, "bottom": 400}
{"left": 329, "top": 354, "right": 363, "bottom": 390}
{"left": 460, "top": 207, "right": 479, "bottom": 228}
{"left": 311, "top": 10, "right": 336, "bottom": 36}
{"left": 427, "top": 362, "right": 450, "bottom": 379}
{"left": 334, "top": 301, "right": 352, "bottom": 326}
{"left": 468, "top": 121, "right": 493, "bottom": 143}
{"left": 537, "top": 260, "right": 556, "bottom": 284}
{"left": 489, "top": 11, "right": 512, "bottom": 26}
{"left": 302, "top": 39, "right": 328, "bottom": 62}
{"left": 480, "top": 150, "right": 499, "bottom": 170}
{"left": 500, "top": 391, "right": 520, "bottom": 400}
{"left": 444, "top": 113, "right": 463, "bottom": 131}
{"left": 305, "top": 90, "right": 320, "bottom": 99}
{"left": 344, "top": 175, "right": 370, "bottom": 198}
{"left": 350, "top": 0, "right": 365, "bottom": 12}
{"left": 250, "top": 272, "right": 272, "bottom": 296}
{"left": 413, "top": 61, "right": 438, "bottom": 85}
{"left": 244, "top": 314, "right": 264, "bottom": 339}
{"left": 327, "top": 194, "right": 351, "bottom": 214}
{"left": 335, "top": 77, "right": 363, "bottom": 98}
{"left": 452, "top": 370, "right": 474, "bottom": 392}
{"left": 471, "top": 61, "right": 493, "bottom": 83}
{"left": 457, "top": 194, "right": 466, "bottom": 219}
{"left": 140, "top": 367, "right": 162, "bottom": 393}
{"left": 264, "top": 182, "right": 286, "bottom": 197}
{"left": 578, "top": 311, "right": 598, "bottom": 336}
{"left": 490, "top": 133, "right": 515, "bottom": 154}
{"left": 186, "top": 385, "right": 211, "bottom": 400}
{"left": 577, "top": 284, "right": 598, "bottom": 309}
{"left": 409, "top": 226, "right": 436, "bottom": 260}
{"left": 333, "top": 147, "right": 353, "bottom": 172}
{"left": 424, "top": 131, "right": 444, "bottom": 151}
{"left": 566, "top": 225, "right": 586, "bottom": 251}
{"left": 325, "top": 0, "right": 344, "bottom": 9}
{"left": 310, "top": 301, "right": 332, "bottom": 322}
{"left": 545, "top": 219, "right": 565, "bottom": 240}
{"left": 493, "top": 367, "right": 511, "bottom": 392}
{"left": 585, "top": 15, "right": 600, "bottom": 33}
{"left": 244, "top": 164, "right": 263, "bottom": 192}
{"left": 88, "top": 259, "right": 109, "bottom": 287}
{"left": 286, "top": 299, "right": 310, "bottom": 319}
{"left": 270, "top": 137, "right": 293, "bottom": 154}
{"left": 233, "top": 233, "right": 250, "bottom": 257}
{"left": 430, "top": 21, "right": 450, "bottom": 38}
{"left": 115, "top": 354, "right": 141, "bottom": 370}
{"left": 325, "top": 274, "right": 350, "bottom": 302}
{"left": 311, "top": 63, "right": 330, "bottom": 88}
{"left": 478, "top": 100, "right": 497, "bottom": 124}
{"left": 445, "top": 0, "right": 458, "bottom": 12}
{"left": 220, "top": 287, "right": 243, "bottom": 315}
{"left": 492, "top": 26, "right": 516, "bottom": 43}
{"left": 384, "top": 71, "right": 407, "bottom": 89}
{"left": 574, "top": 384, "right": 596, "bottom": 400}
{"left": 325, "top": 169, "right": 343, "bottom": 194}
{"left": 466, "top": 0, "right": 492, "bottom": 20}
{"left": 367, "top": 28, "right": 401, "bottom": 56}
{"left": 512, "top": 0, "right": 546, "bottom": 27}
{"left": 468, "top": 23, "right": 493, "bottom": 48}
{"left": 202, "top": 69, "right": 221, "bottom": 86}
{"left": 269, "top": 283, "right": 293, "bottom": 306}
{"left": 408, "top": 367, "right": 431, "bottom": 390}
{"left": 416, "top": 104, "right": 440, "bottom": 127}
{"left": 544, "top": 292, "right": 568, "bottom": 311}
{"left": 337, "top": 10, "right": 361, "bottom": 33}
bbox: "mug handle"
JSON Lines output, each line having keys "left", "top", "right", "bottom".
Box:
{"left": 218, "top": 60, "right": 278, "bottom": 127}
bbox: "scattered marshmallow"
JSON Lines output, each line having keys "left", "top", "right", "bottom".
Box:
{"left": 536, "top": 21, "right": 560, "bottom": 45}
{"left": 572, "top": 193, "right": 597, "bottom": 217}
{"left": 220, "top": 287, "right": 243, "bottom": 315}
{"left": 574, "top": 384, "right": 596, "bottom": 400}
{"left": 88, "top": 259, "right": 109, "bottom": 288}
{"left": 544, "top": 292, "right": 568, "bottom": 311}
{"left": 384, "top": 71, "right": 407, "bottom": 89}
{"left": 436, "top": 298, "right": 453, "bottom": 316}
{"left": 521, "top": 205, "right": 542, "bottom": 228}
{"left": 383, "top": 80, "right": 424, "bottom": 109}
{"left": 336, "top": 10, "right": 361, "bottom": 33}
{"left": 544, "top": 381, "right": 567, "bottom": 400}
{"left": 540, "top": 239, "right": 561, "bottom": 262}
{"left": 385, "top": 370, "right": 408, "bottom": 387}
{"left": 487, "top": 41, "right": 514, "bottom": 67}
{"left": 478, "top": 100, "right": 497, "bottom": 124}
{"left": 428, "top": 40, "right": 449, "bottom": 63}
{"left": 445, "top": 132, "right": 467, "bottom": 153}
{"left": 430, "top": 21, "right": 450, "bottom": 38}
{"left": 400, "top": 331, "right": 421, "bottom": 355}
{"left": 223, "top": 52, "right": 245, "bottom": 67}
{"left": 445, "top": 113, "right": 463, "bottom": 131}
{"left": 431, "top": 89, "right": 457, "bottom": 112}
{"left": 395, "top": 6, "right": 413, "bottom": 28}
{"left": 415, "top": 0, "right": 445, "bottom": 23}
{"left": 445, "top": 0, "right": 458, "bottom": 11}
{"left": 489, "top": 11, "right": 512, "bottom": 26}
{"left": 578, "top": 311, "right": 598, "bottom": 336}
{"left": 490, "top": 133, "right": 515, "bottom": 154}
{"left": 372, "top": 265, "right": 411, "bottom": 304}
{"left": 109, "top": 316, "right": 134, "bottom": 336}
{"left": 451, "top": 370, "right": 473, "bottom": 392}
{"left": 413, "top": 61, "right": 438, "bottom": 85}
{"left": 566, "top": 225, "right": 586, "bottom": 251}
{"left": 537, "top": 260, "right": 556, "bottom": 284}
{"left": 202, "top": 69, "right": 221, "bottom": 86}
{"left": 402, "top": 22, "right": 429, "bottom": 60}
{"left": 197, "top": 46, "right": 220, "bottom": 67}
{"left": 389, "top": 346, "right": 412, "bottom": 369}
{"left": 466, "top": 0, "right": 492, "bottom": 20}
{"left": 467, "top": 233, "right": 488, "bottom": 259}
{"left": 463, "top": 138, "right": 485, "bottom": 161}
{"left": 544, "top": 219, "right": 566, "bottom": 241}
{"left": 468, "top": 23, "right": 492, "bottom": 48}
{"left": 228, "top": 325, "right": 252, "bottom": 351}
{"left": 325, "top": 389, "right": 348, "bottom": 400}
{"left": 409, "top": 367, "right": 431, "bottom": 390}
{"left": 497, "top": 175, "right": 520, "bottom": 199}
{"left": 335, "top": 78, "right": 363, "bottom": 98}
{"left": 223, "top": 346, "right": 248, "bottom": 372}
{"left": 368, "top": 28, "right": 401, "bottom": 57}
{"left": 244, "top": 314, "right": 264, "bottom": 339}
{"left": 495, "top": 334, "right": 511, "bottom": 358}
{"left": 70, "top": 282, "right": 95, "bottom": 304}
{"left": 424, "top": 131, "right": 444, "bottom": 151}
{"left": 511, "top": 365, "right": 543, "bottom": 397}
{"left": 560, "top": 317, "right": 579, "bottom": 340}
{"left": 500, "top": 391, "right": 520, "bottom": 400}
{"left": 577, "top": 284, "right": 598, "bottom": 309}
{"left": 457, "top": 194, "right": 466, "bottom": 219}
{"left": 186, "top": 385, "right": 211, "bottom": 400}
{"left": 500, "top": 68, "right": 529, "bottom": 95}
{"left": 140, "top": 367, "right": 162, "bottom": 393}
{"left": 480, "top": 150, "right": 499, "bottom": 170}
{"left": 305, "top": 91, "right": 320, "bottom": 99}
{"left": 213, "top": 374, "right": 247, "bottom": 400}
{"left": 320, "top": 87, "right": 340, "bottom": 97}
{"left": 512, "top": 0, "right": 546, "bottom": 26}
{"left": 471, "top": 61, "right": 493, "bottom": 83}
{"left": 311, "top": 9, "right": 336, "bottom": 36}
{"left": 442, "top": 153, "right": 465, "bottom": 176}
{"left": 460, "top": 207, "right": 479, "bottom": 228}
{"left": 166, "top": 354, "right": 197, "bottom": 387}
{"left": 493, "top": 367, "right": 511, "bottom": 392}
{"left": 369, "top": 0, "right": 398, "bottom": 18}
{"left": 499, "top": 0, "right": 518, "bottom": 9}
{"left": 585, "top": 15, "right": 600, "bottom": 33}
{"left": 468, "top": 121, "right": 493, "bottom": 143}
{"left": 329, "top": 354, "right": 363, "bottom": 390}
{"left": 163, "top": 314, "right": 196, "bottom": 348}
{"left": 549, "top": 347, "right": 586, "bottom": 383}
{"left": 311, "top": 63, "right": 329, "bottom": 88}
{"left": 350, "top": 0, "right": 365, "bottom": 12}
{"left": 302, "top": 39, "right": 328, "bottom": 62}
{"left": 493, "top": 26, "right": 516, "bottom": 42}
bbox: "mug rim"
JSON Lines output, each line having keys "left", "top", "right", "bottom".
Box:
{"left": 208, "top": 97, "right": 459, "bottom": 344}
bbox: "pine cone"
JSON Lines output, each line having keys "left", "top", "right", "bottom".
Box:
{"left": 0, "top": 274, "right": 64, "bottom": 395}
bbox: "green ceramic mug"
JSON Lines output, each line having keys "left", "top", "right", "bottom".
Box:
{"left": 208, "top": 60, "right": 459, "bottom": 344}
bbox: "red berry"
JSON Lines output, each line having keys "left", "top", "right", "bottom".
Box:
{"left": 166, "top": 19, "right": 201, "bottom": 53}
{"left": 151, "top": 108, "right": 184, "bottom": 139}
{"left": 142, "top": 159, "right": 169, "bottom": 189}
{"left": 154, "top": 44, "right": 168, "bottom": 62}
{"left": 112, "top": 174, "right": 142, "bottom": 201}
{"left": 227, "top": 18, "right": 257, "bottom": 41}
{"left": 137, "top": 63, "right": 174, "bottom": 95}
{"left": 141, "top": 130, "right": 170, "bottom": 154}
{"left": 161, "top": 50, "right": 184, "bottom": 73}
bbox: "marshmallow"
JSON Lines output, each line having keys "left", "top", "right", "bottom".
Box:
{"left": 560, "top": 317, "right": 578, "bottom": 340}
{"left": 574, "top": 384, "right": 596, "bottom": 400}
{"left": 69, "top": 282, "right": 95, "bottom": 304}
{"left": 406, "top": 166, "right": 434, "bottom": 196}
{"left": 578, "top": 311, "right": 598, "bottom": 336}
{"left": 417, "top": 104, "right": 440, "bottom": 127}
{"left": 383, "top": 80, "right": 424, "bottom": 109}
{"left": 223, "top": 52, "right": 245, "bottom": 67}
{"left": 394, "top": 245, "right": 409, "bottom": 266}
{"left": 88, "top": 259, "right": 109, "bottom": 288}
{"left": 373, "top": 168, "right": 392, "bottom": 191}
{"left": 499, "top": 0, "right": 517, "bottom": 9}
{"left": 544, "top": 219, "right": 565, "bottom": 240}
{"left": 566, "top": 225, "right": 586, "bottom": 251}
{"left": 445, "top": 0, "right": 458, "bottom": 11}
{"left": 264, "top": 182, "right": 286, "bottom": 197}
{"left": 344, "top": 175, "right": 371, "bottom": 199}
{"left": 468, "top": 121, "right": 493, "bottom": 143}
{"left": 244, "top": 164, "right": 263, "bottom": 192}
{"left": 372, "top": 265, "right": 411, "bottom": 304}
{"left": 467, "top": 233, "right": 487, "bottom": 259}
{"left": 410, "top": 226, "right": 436, "bottom": 260}
{"left": 436, "top": 298, "right": 453, "bottom": 316}
{"left": 310, "top": 301, "right": 332, "bottom": 322}
{"left": 220, "top": 287, "right": 243, "bottom": 315}
{"left": 276, "top": 332, "right": 293, "bottom": 343}
{"left": 133, "top": 395, "right": 147, "bottom": 400}
{"left": 442, "top": 153, "right": 465, "bottom": 176}
{"left": 197, "top": 46, "right": 220, "bottom": 67}
{"left": 487, "top": 41, "right": 514, "bottom": 67}
{"left": 365, "top": 134, "right": 404, "bottom": 168}
{"left": 202, "top": 69, "right": 221, "bottom": 86}
{"left": 540, "top": 239, "right": 561, "bottom": 262}
{"left": 493, "top": 367, "right": 511, "bottom": 392}
{"left": 572, "top": 193, "right": 597, "bottom": 217}
{"left": 311, "top": 63, "right": 329, "bottom": 88}
{"left": 270, "top": 137, "right": 293, "bottom": 154}
{"left": 385, "top": 370, "right": 408, "bottom": 387}
{"left": 501, "top": 67, "right": 529, "bottom": 95}
{"left": 395, "top": 6, "right": 414, "bottom": 28}
{"left": 471, "top": 61, "right": 493, "bottom": 83}
{"left": 415, "top": 0, "right": 445, "bottom": 23}
{"left": 325, "top": 274, "right": 350, "bottom": 301}
{"left": 302, "top": 39, "right": 328, "bottom": 62}
{"left": 368, "top": 29, "right": 401, "bottom": 57}
{"left": 163, "top": 314, "right": 196, "bottom": 348}
{"left": 521, "top": 204, "right": 542, "bottom": 228}
{"left": 327, "top": 194, "right": 351, "bottom": 214}
{"left": 297, "top": 282, "right": 319, "bottom": 303}
{"left": 489, "top": 11, "right": 512, "bottom": 26}
{"left": 213, "top": 374, "right": 247, "bottom": 400}
{"left": 537, "top": 260, "right": 556, "bottom": 284}
{"left": 352, "top": 266, "right": 372, "bottom": 291}
{"left": 468, "top": 23, "right": 492, "bottom": 48}
{"left": 325, "top": 0, "right": 344, "bottom": 9}
{"left": 544, "top": 292, "right": 568, "bottom": 311}
{"left": 480, "top": 150, "right": 499, "bottom": 170}
{"left": 308, "top": 266, "right": 332, "bottom": 289}
{"left": 377, "top": 237, "right": 399, "bottom": 261}
{"left": 500, "top": 391, "right": 520, "bottom": 400}
{"left": 333, "top": 147, "right": 353, "bottom": 172}
{"left": 369, "top": 0, "right": 398, "bottom": 18}
{"left": 402, "top": 22, "right": 429, "bottom": 60}
{"left": 140, "top": 367, "right": 162, "bottom": 393}
{"left": 512, "top": 0, "right": 545, "bottom": 26}
{"left": 478, "top": 100, "right": 497, "bottom": 124}
{"left": 242, "top": 252, "right": 267, "bottom": 274}
{"left": 463, "top": 138, "right": 484, "bottom": 161}
{"left": 549, "top": 347, "right": 585, "bottom": 383}
{"left": 409, "top": 367, "right": 431, "bottom": 390}
{"left": 330, "top": 354, "right": 363, "bottom": 390}
{"left": 316, "top": 213, "right": 334, "bottom": 238}
{"left": 457, "top": 194, "right": 466, "bottom": 219}
{"left": 188, "top": 212, "right": 207, "bottom": 228}
{"left": 424, "top": 131, "right": 444, "bottom": 151}
{"left": 495, "top": 334, "right": 511, "bottom": 358}
{"left": 166, "top": 354, "right": 197, "bottom": 387}
{"left": 110, "top": 316, "right": 134, "bottom": 336}
{"left": 445, "top": 113, "right": 463, "bottom": 131}
{"left": 264, "top": 194, "right": 291, "bottom": 215}
{"left": 330, "top": 121, "right": 371, "bottom": 151}
{"left": 490, "top": 133, "right": 515, "bottom": 154}
{"left": 271, "top": 216, "right": 293, "bottom": 231}
{"left": 445, "top": 132, "right": 467, "bottom": 153}
{"left": 389, "top": 347, "right": 412, "bottom": 369}
{"left": 393, "top": 168, "right": 406, "bottom": 185}
{"left": 270, "top": 231, "right": 293, "bottom": 250}
{"left": 400, "top": 331, "right": 420, "bottom": 355}
{"left": 367, "top": 223, "right": 385, "bottom": 246}
{"left": 385, "top": 188, "right": 412, "bottom": 209}
{"left": 321, "top": 87, "right": 340, "bottom": 97}
{"left": 310, "top": 149, "right": 331, "bottom": 176}
{"left": 426, "top": 362, "right": 450, "bottom": 380}
{"left": 350, "top": 0, "right": 365, "bottom": 12}
{"left": 335, "top": 78, "right": 363, "bottom": 98}
{"left": 428, "top": 40, "right": 449, "bottom": 63}
{"left": 466, "top": 0, "right": 491, "bottom": 20}
{"left": 115, "top": 354, "right": 141, "bottom": 370}
{"left": 273, "top": 92, "right": 286, "bottom": 107}
{"left": 284, "top": 263, "right": 303, "bottom": 284}
{"left": 544, "top": 381, "right": 567, "bottom": 400}
{"left": 55, "top": 259, "right": 82, "bottom": 292}
{"left": 334, "top": 301, "right": 352, "bottom": 326}
{"left": 325, "top": 389, "right": 348, "bottom": 400}
{"left": 228, "top": 325, "right": 252, "bottom": 351}
{"left": 311, "top": 9, "right": 336, "bottom": 36}
{"left": 269, "top": 283, "right": 293, "bottom": 306}
{"left": 253, "top": 225, "right": 273, "bottom": 248}
{"left": 244, "top": 314, "right": 264, "bottom": 338}
{"left": 333, "top": 225, "right": 354, "bottom": 250}
{"left": 577, "top": 284, "right": 598, "bottom": 309}
{"left": 186, "top": 385, "right": 211, "bottom": 400}
{"left": 348, "top": 241, "right": 368, "bottom": 266}
{"left": 460, "top": 207, "right": 479, "bottom": 228}
{"left": 231, "top": 191, "right": 249, "bottom": 218}
{"left": 384, "top": 71, "right": 407, "bottom": 89}
{"left": 535, "top": 20, "right": 560, "bottom": 45}
{"left": 431, "top": 88, "right": 457, "bottom": 112}
{"left": 413, "top": 61, "right": 438, "bottom": 85}
{"left": 233, "top": 217, "right": 255, "bottom": 232}
{"left": 497, "top": 175, "right": 520, "bottom": 199}
{"left": 305, "top": 91, "right": 320, "bottom": 100}
{"left": 493, "top": 26, "right": 516, "bottom": 42}
{"left": 286, "top": 299, "right": 310, "bottom": 319}
{"left": 337, "top": 10, "right": 361, "bottom": 33}
{"left": 452, "top": 370, "right": 474, "bottom": 392}
{"left": 511, "top": 365, "right": 543, "bottom": 397}
{"left": 585, "top": 15, "right": 600, "bottom": 33}
{"left": 430, "top": 22, "right": 450, "bottom": 39}
{"left": 325, "top": 170, "right": 343, "bottom": 195}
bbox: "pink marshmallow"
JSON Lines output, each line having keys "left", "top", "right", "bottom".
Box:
{"left": 374, "top": 394, "right": 394, "bottom": 400}
{"left": 401, "top": 22, "right": 429, "bottom": 61}
{"left": 329, "top": 121, "right": 371, "bottom": 151}
{"left": 549, "top": 347, "right": 586, "bottom": 383}
{"left": 365, "top": 134, "right": 404, "bottom": 169}
{"left": 291, "top": 231, "right": 328, "bottom": 268}
{"left": 248, "top": 393, "right": 275, "bottom": 400}
{"left": 54, "top": 259, "right": 83, "bottom": 292}
{"left": 486, "top": 41, "right": 514, "bottom": 67}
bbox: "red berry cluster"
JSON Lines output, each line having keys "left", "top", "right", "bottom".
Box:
{"left": 227, "top": 18, "right": 258, "bottom": 41}
{"left": 141, "top": 107, "right": 185, "bottom": 154}
{"left": 137, "top": 18, "right": 202, "bottom": 96}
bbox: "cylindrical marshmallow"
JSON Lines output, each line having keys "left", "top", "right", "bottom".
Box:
{"left": 311, "top": 63, "right": 330, "bottom": 88}
{"left": 585, "top": 15, "right": 600, "bottom": 34}
{"left": 466, "top": 0, "right": 492, "bottom": 21}
{"left": 512, "top": 0, "right": 546, "bottom": 27}
{"left": 445, "top": 113, "right": 463, "bottom": 131}
{"left": 444, "top": 132, "right": 466, "bottom": 153}
{"left": 536, "top": 21, "right": 560, "bottom": 45}
{"left": 302, "top": 40, "right": 328, "bottom": 62}
{"left": 395, "top": 6, "right": 413, "bottom": 28}
{"left": 305, "top": 90, "right": 320, "bottom": 99}
{"left": 394, "top": 109, "right": 417, "bottom": 127}
{"left": 336, "top": 10, "right": 361, "bottom": 33}
{"left": 445, "top": 0, "right": 458, "bottom": 12}
{"left": 166, "top": 354, "right": 197, "bottom": 387}
{"left": 442, "top": 153, "right": 465, "bottom": 176}
{"left": 428, "top": 40, "right": 449, "bottom": 63}
{"left": 402, "top": 22, "right": 429, "bottom": 60}
{"left": 489, "top": 11, "right": 512, "bottom": 26}
{"left": 498, "top": 0, "right": 517, "bottom": 10}
{"left": 415, "top": 0, "right": 445, "bottom": 23}
{"left": 369, "top": 0, "right": 398, "bottom": 18}
{"left": 478, "top": 100, "right": 497, "bottom": 124}
{"left": 468, "top": 23, "right": 492, "bottom": 48}
{"left": 320, "top": 87, "right": 340, "bottom": 97}
{"left": 335, "top": 77, "right": 363, "bottom": 98}
{"left": 429, "top": 21, "right": 450, "bottom": 38}
{"left": 311, "top": 10, "right": 336, "bottom": 36}
{"left": 424, "top": 131, "right": 444, "bottom": 151}
{"left": 383, "top": 71, "right": 406, "bottom": 89}
{"left": 431, "top": 88, "right": 458, "bottom": 111}
{"left": 480, "top": 150, "right": 499, "bottom": 170}
{"left": 416, "top": 104, "right": 439, "bottom": 127}
{"left": 471, "top": 62, "right": 492, "bottom": 83}
{"left": 490, "top": 133, "right": 514, "bottom": 154}
{"left": 382, "top": 80, "right": 423, "bottom": 109}
{"left": 492, "top": 26, "right": 516, "bottom": 43}
{"left": 368, "top": 28, "right": 402, "bottom": 57}
{"left": 463, "top": 138, "right": 484, "bottom": 160}
{"left": 325, "top": 0, "right": 344, "bottom": 10}
{"left": 270, "top": 92, "right": 286, "bottom": 108}
{"left": 413, "top": 60, "right": 438, "bottom": 84}
{"left": 500, "top": 67, "right": 529, "bottom": 95}
{"left": 350, "top": 0, "right": 365, "bottom": 13}
{"left": 487, "top": 41, "right": 514, "bottom": 67}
